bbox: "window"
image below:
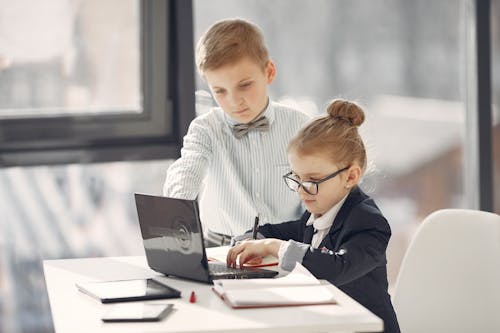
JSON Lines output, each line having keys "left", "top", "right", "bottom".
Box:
{"left": 0, "top": 0, "right": 195, "bottom": 166}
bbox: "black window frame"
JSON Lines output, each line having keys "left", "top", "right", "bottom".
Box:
{"left": 0, "top": 0, "right": 195, "bottom": 166}
{"left": 464, "top": 0, "right": 494, "bottom": 212}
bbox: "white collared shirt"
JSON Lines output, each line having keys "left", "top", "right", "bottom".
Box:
{"left": 305, "top": 194, "right": 349, "bottom": 248}
{"left": 163, "top": 100, "right": 309, "bottom": 236}
{"left": 277, "top": 194, "right": 349, "bottom": 265}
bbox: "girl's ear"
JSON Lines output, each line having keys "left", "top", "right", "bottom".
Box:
{"left": 345, "top": 165, "right": 362, "bottom": 189}
{"left": 265, "top": 60, "right": 276, "bottom": 84}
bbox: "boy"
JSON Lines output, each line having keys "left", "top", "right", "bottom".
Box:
{"left": 163, "top": 18, "right": 309, "bottom": 246}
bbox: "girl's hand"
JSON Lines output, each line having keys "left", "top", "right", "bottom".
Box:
{"left": 226, "top": 239, "right": 282, "bottom": 268}
{"left": 244, "top": 257, "right": 263, "bottom": 266}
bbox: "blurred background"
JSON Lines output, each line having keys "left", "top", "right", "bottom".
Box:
{"left": 0, "top": 1, "right": 499, "bottom": 332}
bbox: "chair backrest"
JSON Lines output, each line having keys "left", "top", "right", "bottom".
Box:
{"left": 392, "top": 209, "right": 500, "bottom": 333}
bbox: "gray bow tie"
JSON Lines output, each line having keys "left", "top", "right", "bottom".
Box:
{"left": 231, "top": 115, "right": 269, "bottom": 138}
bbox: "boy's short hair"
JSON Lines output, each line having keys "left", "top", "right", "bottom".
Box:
{"left": 196, "top": 18, "right": 270, "bottom": 75}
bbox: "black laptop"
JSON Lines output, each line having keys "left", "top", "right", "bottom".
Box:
{"left": 134, "top": 193, "right": 278, "bottom": 284}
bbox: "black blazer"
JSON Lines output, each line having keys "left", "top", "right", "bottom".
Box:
{"left": 258, "top": 186, "right": 400, "bottom": 333}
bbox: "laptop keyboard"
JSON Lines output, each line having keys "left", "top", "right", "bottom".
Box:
{"left": 209, "top": 262, "right": 247, "bottom": 275}
{"left": 208, "top": 261, "right": 278, "bottom": 279}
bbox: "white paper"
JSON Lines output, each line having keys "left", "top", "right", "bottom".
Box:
{"left": 214, "top": 262, "right": 318, "bottom": 291}
{"left": 214, "top": 263, "right": 336, "bottom": 307}
{"left": 224, "top": 285, "right": 335, "bottom": 307}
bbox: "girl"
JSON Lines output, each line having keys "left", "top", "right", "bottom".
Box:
{"left": 227, "top": 99, "right": 400, "bottom": 333}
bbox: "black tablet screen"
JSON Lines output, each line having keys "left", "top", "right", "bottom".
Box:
{"left": 76, "top": 278, "right": 181, "bottom": 303}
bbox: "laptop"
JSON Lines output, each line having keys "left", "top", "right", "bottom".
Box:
{"left": 134, "top": 193, "right": 278, "bottom": 284}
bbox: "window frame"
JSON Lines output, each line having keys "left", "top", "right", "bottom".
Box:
{"left": 0, "top": 0, "right": 195, "bottom": 166}
{"left": 464, "top": 0, "right": 494, "bottom": 211}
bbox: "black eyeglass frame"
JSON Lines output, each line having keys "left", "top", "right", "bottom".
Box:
{"left": 282, "top": 166, "right": 350, "bottom": 195}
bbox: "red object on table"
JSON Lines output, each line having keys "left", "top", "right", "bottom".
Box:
{"left": 189, "top": 291, "right": 197, "bottom": 303}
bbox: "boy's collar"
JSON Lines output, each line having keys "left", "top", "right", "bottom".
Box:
{"left": 224, "top": 98, "right": 276, "bottom": 127}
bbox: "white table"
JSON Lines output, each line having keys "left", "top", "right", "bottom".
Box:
{"left": 43, "top": 252, "right": 383, "bottom": 333}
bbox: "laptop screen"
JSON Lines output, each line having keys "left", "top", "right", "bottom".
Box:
{"left": 134, "top": 194, "right": 212, "bottom": 283}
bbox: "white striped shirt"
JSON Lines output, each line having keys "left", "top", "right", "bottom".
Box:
{"left": 163, "top": 101, "right": 309, "bottom": 236}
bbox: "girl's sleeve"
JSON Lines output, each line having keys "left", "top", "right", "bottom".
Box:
{"left": 257, "top": 218, "right": 311, "bottom": 270}
{"left": 257, "top": 217, "right": 306, "bottom": 242}
{"left": 301, "top": 213, "right": 391, "bottom": 286}
{"left": 230, "top": 215, "right": 306, "bottom": 246}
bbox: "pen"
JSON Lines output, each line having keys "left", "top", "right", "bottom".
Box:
{"left": 252, "top": 214, "right": 260, "bottom": 239}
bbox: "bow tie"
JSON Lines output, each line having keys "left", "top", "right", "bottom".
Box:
{"left": 231, "top": 115, "right": 269, "bottom": 139}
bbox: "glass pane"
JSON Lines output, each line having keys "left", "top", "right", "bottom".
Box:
{"left": 0, "top": 0, "right": 141, "bottom": 118}
{"left": 194, "top": 0, "right": 467, "bottom": 287}
{"left": 0, "top": 160, "right": 171, "bottom": 333}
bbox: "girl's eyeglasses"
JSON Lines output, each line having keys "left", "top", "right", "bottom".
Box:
{"left": 282, "top": 166, "right": 350, "bottom": 195}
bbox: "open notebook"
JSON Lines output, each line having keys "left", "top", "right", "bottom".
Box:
{"left": 212, "top": 263, "right": 336, "bottom": 309}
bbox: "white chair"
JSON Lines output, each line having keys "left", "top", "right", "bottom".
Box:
{"left": 392, "top": 209, "right": 500, "bottom": 333}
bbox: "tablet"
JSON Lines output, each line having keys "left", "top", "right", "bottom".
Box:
{"left": 102, "top": 303, "right": 173, "bottom": 322}
{"left": 76, "top": 278, "right": 181, "bottom": 303}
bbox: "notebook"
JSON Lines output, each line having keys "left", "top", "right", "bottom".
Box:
{"left": 212, "top": 263, "right": 337, "bottom": 309}
{"left": 134, "top": 193, "right": 278, "bottom": 284}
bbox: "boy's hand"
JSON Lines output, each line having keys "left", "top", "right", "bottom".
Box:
{"left": 226, "top": 239, "right": 282, "bottom": 268}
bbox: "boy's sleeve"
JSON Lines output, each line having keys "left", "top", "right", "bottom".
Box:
{"left": 163, "top": 116, "right": 213, "bottom": 199}
{"left": 300, "top": 214, "right": 391, "bottom": 286}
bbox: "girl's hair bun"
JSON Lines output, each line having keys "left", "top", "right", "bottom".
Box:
{"left": 326, "top": 99, "right": 365, "bottom": 127}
